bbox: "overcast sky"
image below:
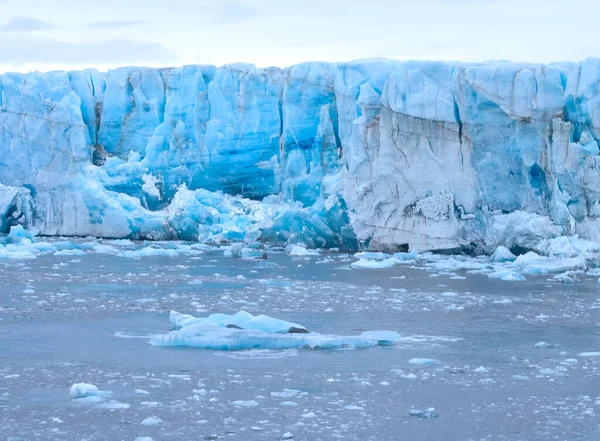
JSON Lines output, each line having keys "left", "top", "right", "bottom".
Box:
{"left": 0, "top": 0, "right": 599, "bottom": 73}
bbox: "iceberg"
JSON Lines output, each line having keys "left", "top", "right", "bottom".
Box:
{"left": 149, "top": 311, "right": 401, "bottom": 350}
{"left": 3, "top": 59, "right": 600, "bottom": 252}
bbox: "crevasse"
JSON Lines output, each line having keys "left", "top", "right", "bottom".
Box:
{"left": 2, "top": 58, "right": 600, "bottom": 252}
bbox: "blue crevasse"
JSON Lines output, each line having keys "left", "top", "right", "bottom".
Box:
{"left": 2, "top": 59, "right": 600, "bottom": 251}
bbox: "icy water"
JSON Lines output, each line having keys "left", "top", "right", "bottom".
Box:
{"left": 1, "top": 246, "right": 600, "bottom": 441}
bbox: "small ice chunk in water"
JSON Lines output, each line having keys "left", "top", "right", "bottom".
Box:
{"left": 141, "top": 416, "right": 162, "bottom": 426}
{"left": 534, "top": 342, "right": 556, "bottom": 349}
{"left": 512, "top": 375, "right": 531, "bottom": 382}
{"left": 69, "top": 383, "right": 111, "bottom": 399}
{"left": 409, "top": 408, "right": 439, "bottom": 418}
{"left": 289, "top": 245, "right": 319, "bottom": 256}
{"left": 473, "top": 366, "right": 488, "bottom": 373}
{"left": 282, "top": 433, "right": 294, "bottom": 440}
{"left": 408, "top": 358, "right": 440, "bottom": 366}
{"left": 280, "top": 401, "right": 298, "bottom": 407}
{"left": 134, "top": 438, "right": 154, "bottom": 441}
{"left": 231, "top": 400, "right": 259, "bottom": 407}
{"left": 579, "top": 352, "right": 600, "bottom": 357}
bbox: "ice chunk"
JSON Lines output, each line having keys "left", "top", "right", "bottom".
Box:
{"left": 169, "top": 311, "right": 307, "bottom": 334}
{"left": 351, "top": 257, "right": 400, "bottom": 269}
{"left": 117, "top": 247, "right": 178, "bottom": 258}
{"left": 231, "top": 400, "right": 259, "bottom": 407}
{"left": 534, "top": 342, "right": 557, "bottom": 349}
{"left": 553, "top": 271, "right": 580, "bottom": 283}
{"left": 151, "top": 311, "right": 400, "bottom": 350}
{"left": 70, "top": 383, "right": 111, "bottom": 399}
{"left": 289, "top": 245, "right": 319, "bottom": 256}
{"left": 141, "top": 416, "right": 162, "bottom": 426}
{"left": 487, "top": 270, "right": 526, "bottom": 281}
{"left": 408, "top": 358, "right": 440, "bottom": 366}
{"left": 490, "top": 246, "right": 516, "bottom": 263}
{"left": 409, "top": 408, "right": 439, "bottom": 418}
{"left": 2, "top": 225, "right": 35, "bottom": 244}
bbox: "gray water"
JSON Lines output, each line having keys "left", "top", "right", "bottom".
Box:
{"left": 1, "top": 248, "right": 600, "bottom": 441}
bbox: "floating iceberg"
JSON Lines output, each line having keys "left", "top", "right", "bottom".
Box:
{"left": 150, "top": 311, "right": 401, "bottom": 350}
{"left": 69, "top": 383, "right": 109, "bottom": 399}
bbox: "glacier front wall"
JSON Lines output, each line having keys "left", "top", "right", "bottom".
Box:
{"left": 2, "top": 59, "right": 600, "bottom": 251}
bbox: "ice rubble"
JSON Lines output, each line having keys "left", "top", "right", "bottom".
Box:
{"left": 150, "top": 311, "right": 401, "bottom": 350}
{"left": 4, "top": 60, "right": 600, "bottom": 253}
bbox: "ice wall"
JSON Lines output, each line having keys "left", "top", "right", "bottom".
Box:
{"left": 2, "top": 58, "right": 600, "bottom": 251}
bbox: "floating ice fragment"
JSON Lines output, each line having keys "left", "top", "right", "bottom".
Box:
{"left": 553, "top": 271, "right": 580, "bottom": 283}
{"left": 231, "top": 400, "right": 259, "bottom": 407}
{"left": 534, "top": 342, "right": 557, "bottom": 349}
{"left": 408, "top": 358, "right": 440, "bottom": 366}
{"left": 280, "top": 401, "right": 298, "bottom": 407}
{"left": 141, "top": 416, "right": 162, "bottom": 426}
{"left": 511, "top": 375, "right": 531, "bottom": 382}
{"left": 488, "top": 270, "right": 525, "bottom": 281}
{"left": 69, "top": 383, "right": 111, "bottom": 399}
{"left": 150, "top": 311, "right": 400, "bottom": 351}
{"left": 409, "top": 408, "right": 439, "bottom": 418}
{"left": 578, "top": 352, "right": 600, "bottom": 357}
{"left": 289, "top": 245, "right": 319, "bottom": 256}
{"left": 351, "top": 257, "right": 400, "bottom": 269}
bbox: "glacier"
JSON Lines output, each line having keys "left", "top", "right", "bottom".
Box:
{"left": 3, "top": 58, "right": 600, "bottom": 253}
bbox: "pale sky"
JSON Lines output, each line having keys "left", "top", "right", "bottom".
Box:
{"left": 0, "top": 0, "right": 599, "bottom": 73}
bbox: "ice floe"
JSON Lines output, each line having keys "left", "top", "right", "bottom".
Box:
{"left": 150, "top": 311, "right": 400, "bottom": 351}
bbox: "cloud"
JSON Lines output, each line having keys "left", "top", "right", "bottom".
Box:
{"left": 0, "top": 16, "right": 53, "bottom": 32}
{"left": 0, "top": 35, "right": 180, "bottom": 68}
{"left": 88, "top": 20, "right": 150, "bottom": 29}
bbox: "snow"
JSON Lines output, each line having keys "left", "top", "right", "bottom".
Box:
{"left": 3, "top": 60, "right": 600, "bottom": 254}
{"left": 150, "top": 311, "right": 401, "bottom": 351}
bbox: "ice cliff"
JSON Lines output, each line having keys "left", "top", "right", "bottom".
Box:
{"left": 2, "top": 58, "right": 600, "bottom": 252}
